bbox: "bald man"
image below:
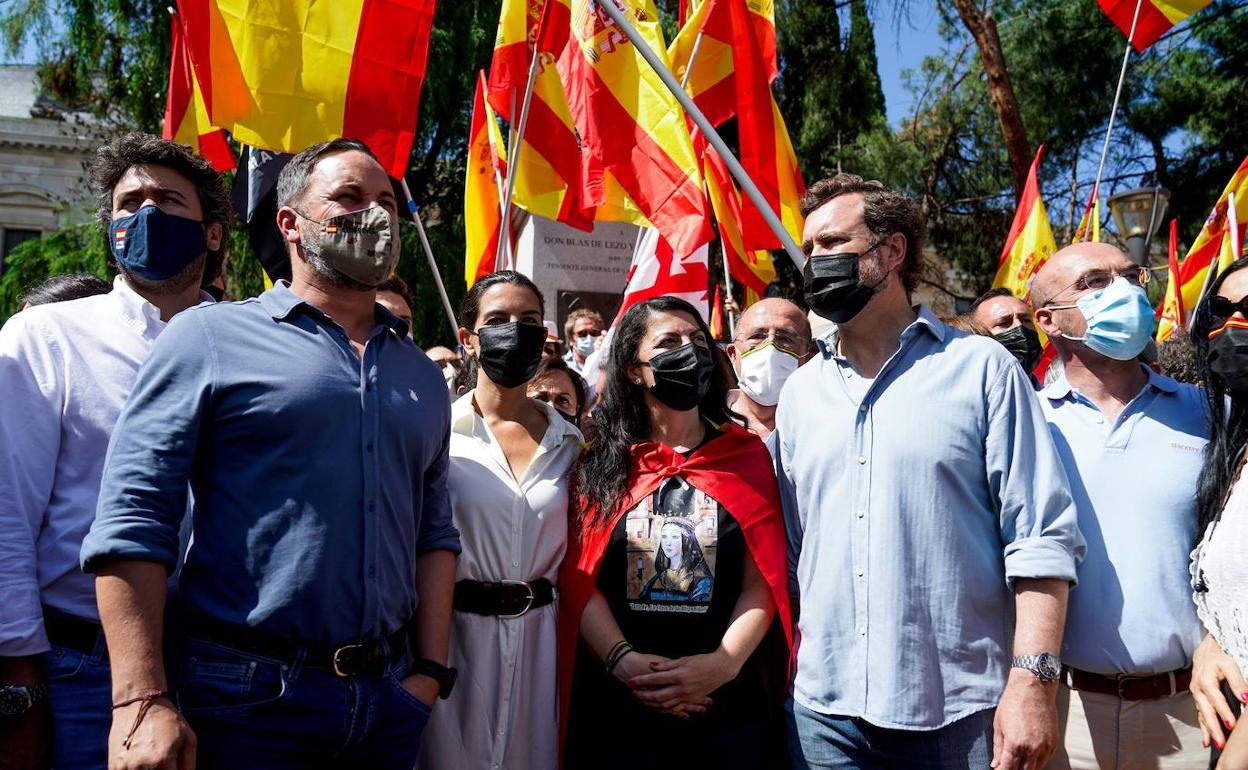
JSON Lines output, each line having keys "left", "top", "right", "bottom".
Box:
{"left": 726, "top": 298, "right": 813, "bottom": 442}
{"left": 1030, "top": 242, "right": 1209, "bottom": 770}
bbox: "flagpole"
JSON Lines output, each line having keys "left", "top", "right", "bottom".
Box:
{"left": 500, "top": 50, "right": 542, "bottom": 271}
{"left": 721, "top": 252, "right": 737, "bottom": 338}
{"left": 400, "top": 178, "right": 460, "bottom": 342}
{"left": 1092, "top": 0, "right": 1143, "bottom": 197}
{"left": 493, "top": 167, "right": 510, "bottom": 272}
{"left": 593, "top": 0, "right": 805, "bottom": 270}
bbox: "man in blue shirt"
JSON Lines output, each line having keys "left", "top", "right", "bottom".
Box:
{"left": 81, "top": 139, "right": 460, "bottom": 770}
{"left": 777, "top": 174, "right": 1084, "bottom": 770}
{"left": 1030, "top": 242, "right": 1209, "bottom": 768}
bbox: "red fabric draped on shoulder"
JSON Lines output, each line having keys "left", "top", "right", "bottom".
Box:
{"left": 556, "top": 423, "right": 792, "bottom": 752}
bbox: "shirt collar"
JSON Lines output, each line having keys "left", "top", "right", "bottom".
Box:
{"left": 258, "top": 280, "right": 410, "bottom": 337}
{"left": 451, "top": 388, "right": 584, "bottom": 446}
{"left": 818, "top": 304, "right": 946, "bottom": 359}
{"left": 1041, "top": 363, "right": 1179, "bottom": 401}
{"left": 109, "top": 276, "right": 215, "bottom": 334}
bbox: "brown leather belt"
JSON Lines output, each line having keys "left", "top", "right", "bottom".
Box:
{"left": 1062, "top": 666, "right": 1191, "bottom": 701}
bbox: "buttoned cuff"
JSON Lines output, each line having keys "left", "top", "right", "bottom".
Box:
{"left": 415, "top": 528, "right": 462, "bottom": 556}
{"left": 80, "top": 520, "right": 179, "bottom": 575}
{"left": 1003, "top": 537, "right": 1079, "bottom": 589}
{"left": 0, "top": 583, "right": 50, "bottom": 656}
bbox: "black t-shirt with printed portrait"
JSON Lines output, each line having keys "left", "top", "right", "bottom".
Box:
{"left": 565, "top": 432, "right": 784, "bottom": 769}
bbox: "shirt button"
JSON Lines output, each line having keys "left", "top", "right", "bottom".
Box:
{"left": 512, "top": 561, "right": 519, "bottom": 567}
{"left": 857, "top": 456, "right": 866, "bottom": 464}
{"left": 856, "top": 510, "right": 865, "bottom": 519}
{"left": 858, "top": 627, "right": 866, "bottom": 636}
{"left": 856, "top": 569, "right": 864, "bottom": 577}
{"left": 368, "top": 565, "right": 376, "bottom": 578}
{"left": 368, "top": 502, "right": 376, "bottom": 512}
{"left": 859, "top": 405, "right": 867, "bottom": 413}
{"left": 366, "top": 441, "right": 374, "bottom": 452}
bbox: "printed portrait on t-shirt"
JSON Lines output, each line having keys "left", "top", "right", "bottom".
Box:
{"left": 624, "top": 475, "right": 718, "bottom": 613}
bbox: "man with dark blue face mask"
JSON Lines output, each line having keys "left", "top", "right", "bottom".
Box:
{"left": 1030, "top": 242, "right": 1210, "bottom": 769}
{"left": 0, "top": 132, "right": 229, "bottom": 770}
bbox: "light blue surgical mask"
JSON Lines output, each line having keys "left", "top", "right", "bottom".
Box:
{"left": 1049, "top": 277, "right": 1154, "bottom": 360}
{"left": 575, "top": 334, "right": 596, "bottom": 357}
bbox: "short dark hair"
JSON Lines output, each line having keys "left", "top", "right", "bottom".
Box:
{"left": 532, "top": 357, "right": 588, "bottom": 422}
{"left": 20, "top": 273, "right": 112, "bottom": 307}
{"left": 90, "top": 132, "right": 232, "bottom": 285}
{"left": 376, "top": 273, "right": 413, "bottom": 308}
{"left": 800, "top": 173, "right": 925, "bottom": 294}
{"left": 276, "top": 138, "right": 380, "bottom": 210}
{"left": 970, "top": 287, "right": 1016, "bottom": 312}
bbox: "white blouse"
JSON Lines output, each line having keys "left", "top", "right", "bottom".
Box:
{"left": 1193, "top": 470, "right": 1248, "bottom": 675}
{"left": 419, "top": 392, "right": 582, "bottom": 770}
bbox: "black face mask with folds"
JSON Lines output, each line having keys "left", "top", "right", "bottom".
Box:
{"left": 645, "top": 342, "right": 714, "bottom": 411}
{"left": 1208, "top": 321, "right": 1248, "bottom": 399}
{"left": 802, "top": 251, "right": 884, "bottom": 323}
{"left": 994, "top": 325, "right": 1044, "bottom": 373}
{"left": 475, "top": 322, "right": 546, "bottom": 388}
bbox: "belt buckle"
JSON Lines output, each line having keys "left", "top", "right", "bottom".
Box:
{"left": 332, "top": 643, "right": 366, "bottom": 678}
{"left": 1115, "top": 673, "right": 1141, "bottom": 699}
{"left": 499, "top": 580, "right": 535, "bottom": 619}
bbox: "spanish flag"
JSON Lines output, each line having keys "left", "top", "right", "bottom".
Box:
{"left": 993, "top": 146, "right": 1056, "bottom": 298}
{"left": 175, "top": 0, "right": 436, "bottom": 178}
{"left": 703, "top": 146, "right": 775, "bottom": 305}
{"left": 1072, "top": 185, "right": 1101, "bottom": 244}
{"left": 163, "top": 10, "right": 234, "bottom": 172}
{"left": 465, "top": 72, "right": 503, "bottom": 287}
{"left": 561, "top": 0, "right": 711, "bottom": 255}
{"left": 668, "top": 0, "right": 802, "bottom": 250}
{"left": 1097, "top": 0, "right": 1213, "bottom": 52}
{"left": 1156, "top": 155, "right": 1248, "bottom": 342}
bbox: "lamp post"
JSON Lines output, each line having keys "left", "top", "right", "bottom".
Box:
{"left": 1108, "top": 186, "right": 1170, "bottom": 265}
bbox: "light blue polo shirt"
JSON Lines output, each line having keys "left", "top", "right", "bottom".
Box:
{"left": 1040, "top": 366, "right": 1210, "bottom": 675}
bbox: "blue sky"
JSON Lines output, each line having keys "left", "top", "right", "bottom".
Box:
{"left": 872, "top": 3, "right": 946, "bottom": 128}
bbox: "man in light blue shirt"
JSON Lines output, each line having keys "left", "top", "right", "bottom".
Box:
{"left": 1030, "top": 242, "right": 1209, "bottom": 769}
{"left": 0, "top": 134, "right": 228, "bottom": 770}
{"left": 777, "top": 174, "right": 1084, "bottom": 770}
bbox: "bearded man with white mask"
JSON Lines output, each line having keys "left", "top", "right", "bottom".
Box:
{"left": 726, "top": 298, "right": 813, "bottom": 444}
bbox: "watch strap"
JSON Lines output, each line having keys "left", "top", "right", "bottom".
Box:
{"left": 410, "top": 658, "right": 457, "bottom": 699}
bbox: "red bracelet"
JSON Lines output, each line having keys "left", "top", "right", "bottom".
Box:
{"left": 112, "top": 689, "right": 172, "bottom": 749}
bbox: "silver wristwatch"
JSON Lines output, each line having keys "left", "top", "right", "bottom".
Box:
{"left": 0, "top": 684, "right": 47, "bottom": 717}
{"left": 1010, "top": 652, "right": 1062, "bottom": 683}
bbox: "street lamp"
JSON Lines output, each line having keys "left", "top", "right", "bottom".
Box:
{"left": 1108, "top": 186, "right": 1171, "bottom": 265}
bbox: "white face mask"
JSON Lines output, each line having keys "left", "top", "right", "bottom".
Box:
{"left": 441, "top": 363, "right": 456, "bottom": 389}
{"left": 735, "top": 342, "right": 800, "bottom": 406}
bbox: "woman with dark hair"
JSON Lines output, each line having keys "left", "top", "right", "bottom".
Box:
{"left": 526, "top": 357, "right": 587, "bottom": 425}
{"left": 1189, "top": 256, "right": 1248, "bottom": 765}
{"left": 558, "top": 296, "right": 792, "bottom": 769}
{"left": 420, "top": 271, "right": 583, "bottom": 770}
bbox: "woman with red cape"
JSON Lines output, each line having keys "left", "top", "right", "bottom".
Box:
{"left": 557, "top": 296, "right": 793, "bottom": 769}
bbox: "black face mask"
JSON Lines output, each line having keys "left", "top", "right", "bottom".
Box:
{"left": 994, "top": 325, "right": 1043, "bottom": 373}
{"left": 803, "top": 250, "right": 885, "bottom": 323}
{"left": 645, "top": 342, "right": 714, "bottom": 411}
{"left": 475, "top": 322, "right": 546, "bottom": 388}
{"left": 1208, "top": 321, "right": 1248, "bottom": 399}
{"left": 556, "top": 409, "right": 579, "bottom": 425}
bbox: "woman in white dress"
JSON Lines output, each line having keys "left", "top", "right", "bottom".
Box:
{"left": 420, "top": 271, "right": 582, "bottom": 770}
{"left": 1189, "top": 256, "right": 1248, "bottom": 767}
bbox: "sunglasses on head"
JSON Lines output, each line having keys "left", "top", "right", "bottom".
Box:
{"left": 1208, "top": 295, "right": 1248, "bottom": 330}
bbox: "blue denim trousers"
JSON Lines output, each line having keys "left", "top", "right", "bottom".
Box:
{"left": 786, "top": 699, "right": 995, "bottom": 770}
{"left": 43, "top": 638, "right": 112, "bottom": 770}
{"left": 175, "top": 635, "right": 431, "bottom": 770}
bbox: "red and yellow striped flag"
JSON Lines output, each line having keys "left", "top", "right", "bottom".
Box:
{"left": 1156, "top": 155, "right": 1248, "bottom": 342}
{"left": 710, "top": 283, "right": 725, "bottom": 340}
{"left": 1072, "top": 185, "right": 1101, "bottom": 243}
{"left": 561, "top": 0, "right": 711, "bottom": 255}
{"left": 465, "top": 72, "right": 503, "bottom": 287}
{"left": 994, "top": 146, "right": 1057, "bottom": 298}
{"left": 176, "top": 0, "right": 436, "bottom": 178}
{"left": 163, "top": 11, "right": 234, "bottom": 172}
{"left": 703, "top": 146, "right": 775, "bottom": 304}
{"left": 1097, "top": 0, "right": 1213, "bottom": 52}
{"left": 668, "top": 0, "right": 801, "bottom": 250}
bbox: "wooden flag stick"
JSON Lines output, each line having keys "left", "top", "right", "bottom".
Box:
{"left": 593, "top": 0, "right": 806, "bottom": 270}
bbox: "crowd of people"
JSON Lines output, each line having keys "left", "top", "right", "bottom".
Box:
{"left": 1, "top": 130, "right": 1247, "bottom": 770}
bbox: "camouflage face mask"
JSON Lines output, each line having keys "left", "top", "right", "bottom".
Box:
{"left": 298, "top": 205, "right": 398, "bottom": 287}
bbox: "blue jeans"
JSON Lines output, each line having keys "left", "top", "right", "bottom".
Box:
{"left": 44, "top": 637, "right": 111, "bottom": 770}
{"left": 176, "top": 635, "right": 431, "bottom": 770}
{"left": 786, "top": 699, "right": 995, "bottom": 770}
